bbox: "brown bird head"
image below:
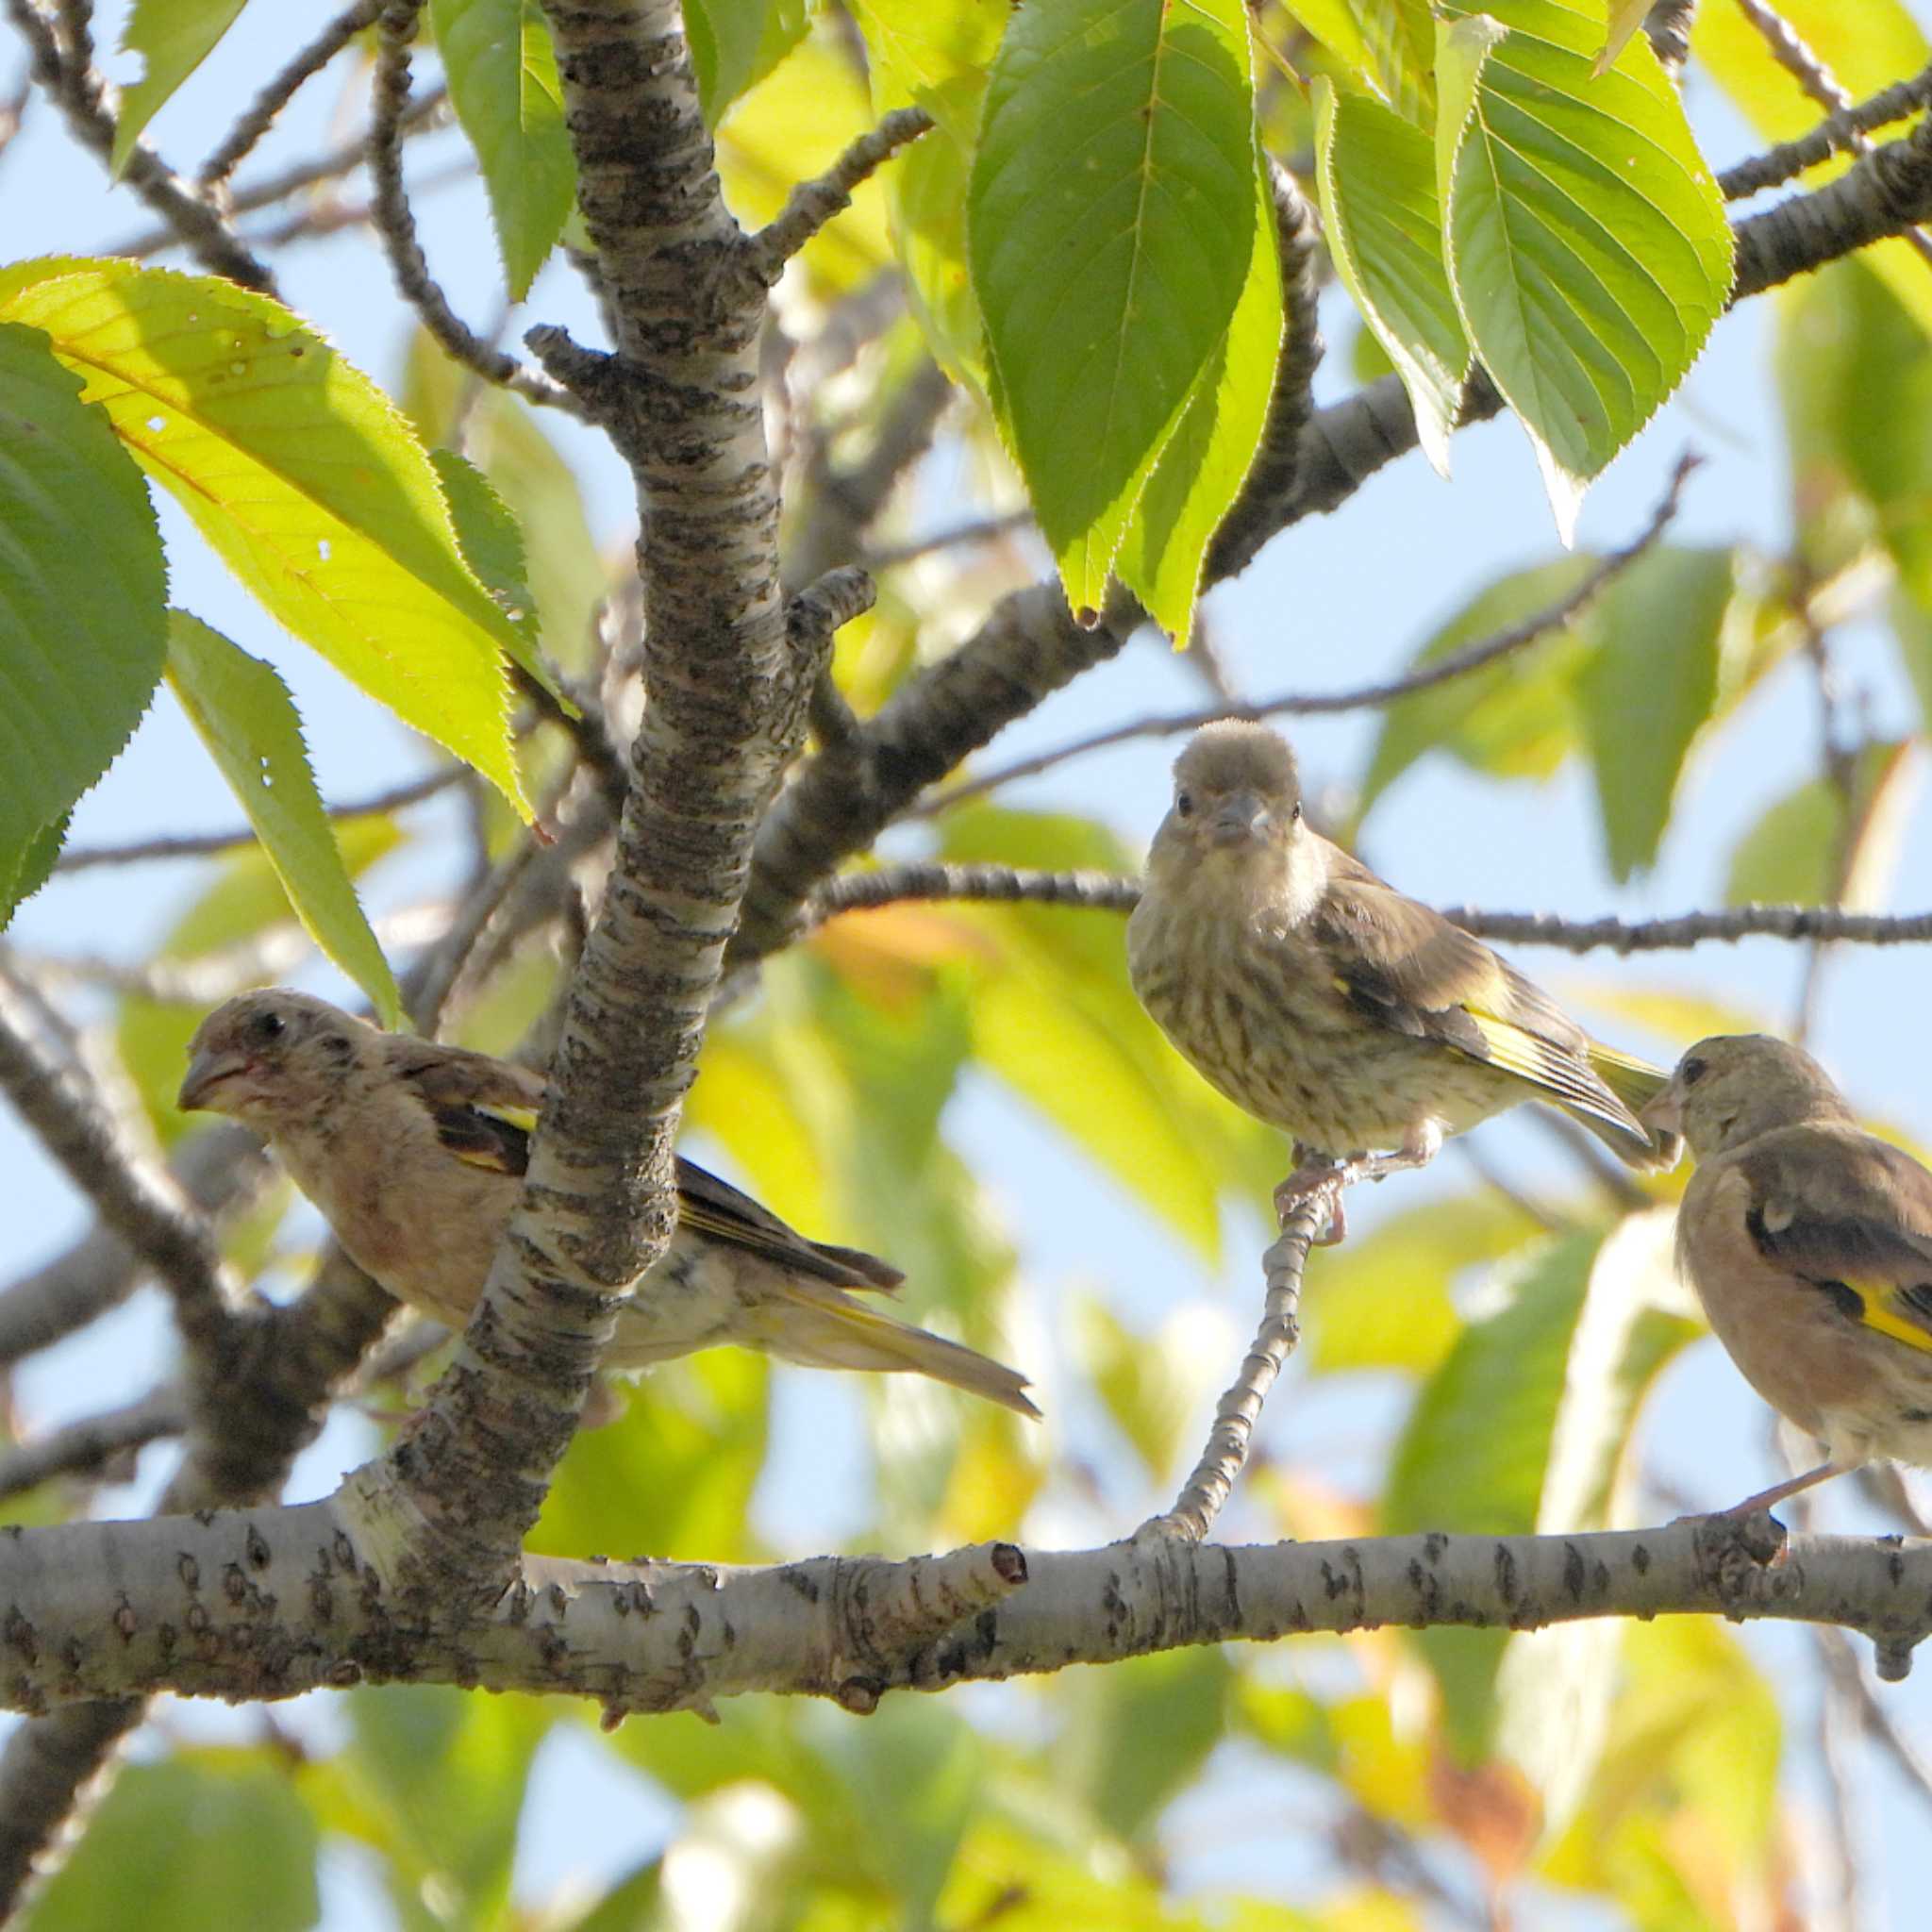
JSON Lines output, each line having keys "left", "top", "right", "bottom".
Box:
{"left": 177, "top": 989, "right": 371, "bottom": 1130}
{"left": 1641, "top": 1033, "right": 1855, "bottom": 1158}
{"left": 1150, "top": 721, "right": 1307, "bottom": 882}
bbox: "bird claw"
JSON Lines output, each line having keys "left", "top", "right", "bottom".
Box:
{"left": 1274, "top": 1163, "right": 1350, "bottom": 1244}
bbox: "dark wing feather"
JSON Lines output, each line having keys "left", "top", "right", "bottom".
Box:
{"left": 385, "top": 1037, "right": 903, "bottom": 1291}
{"left": 1314, "top": 856, "right": 1640, "bottom": 1132}
{"left": 1740, "top": 1125, "right": 1932, "bottom": 1351}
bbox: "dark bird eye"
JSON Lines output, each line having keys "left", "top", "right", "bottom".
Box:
{"left": 1680, "top": 1055, "right": 1707, "bottom": 1086}
{"left": 253, "top": 1010, "right": 287, "bottom": 1042}
{"left": 1174, "top": 789, "right": 1193, "bottom": 819}
{"left": 1290, "top": 801, "right": 1304, "bottom": 824}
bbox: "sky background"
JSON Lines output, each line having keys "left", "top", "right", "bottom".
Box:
{"left": 4, "top": 6, "right": 1932, "bottom": 1926}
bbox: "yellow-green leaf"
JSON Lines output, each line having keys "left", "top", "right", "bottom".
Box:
{"left": 0, "top": 259, "right": 528, "bottom": 815}
{"left": 111, "top": 0, "right": 251, "bottom": 175}
{"left": 164, "top": 611, "right": 400, "bottom": 1025}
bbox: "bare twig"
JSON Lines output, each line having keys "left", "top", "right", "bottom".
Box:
{"left": 1720, "top": 61, "right": 1932, "bottom": 200}
{"left": 0, "top": 62, "right": 30, "bottom": 163}
{"left": 53, "top": 767, "right": 463, "bottom": 872}
{"left": 920, "top": 453, "right": 1699, "bottom": 816}
{"left": 860, "top": 511, "right": 1034, "bottom": 574}
{"left": 197, "top": 0, "right": 379, "bottom": 189}
{"left": 807, "top": 861, "right": 1139, "bottom": 929}
{"left": 367, "top": 1, "right": 576, "bottom": 413}
{"left": 1732, "top": 0, "right": 1932, "bottom": 265}
{"left": 1149, "top": 1198, "right": 1320, "bottom": 1541}
{"left": 750, "top": 107, "right": 931, "bottom": 277}
{"left": 0, "top": 1389, "right": 186, "bottom": 1503}
{"left": 0, "top": 967, "right": 237, "bottom": 1361}
{"left": 4, "top": 0, "right": 271, "bottom": 290}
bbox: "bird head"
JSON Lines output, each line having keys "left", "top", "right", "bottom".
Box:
{"left": 1641, "top": 1033, "right": 1854, "bottom": 1158}
{"left": 177, "top": 989, "right": 368, "bottom": 1129}
{"left": 1151, "top": 721, "right": 1307, "bottom": 876}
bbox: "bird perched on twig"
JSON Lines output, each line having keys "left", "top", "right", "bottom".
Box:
{"left": 177, "top": 990, "right": 1038, "bottom": 1416}
{"left": 1644, "top": 1033, "right": 1932, "bottom": 1516}
{"left": 1126, "top": 721, "right": 1677, "bottom": 1241}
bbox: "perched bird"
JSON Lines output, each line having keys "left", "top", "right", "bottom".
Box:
{"left": 176, "top": 990, "right": 1037, "bottom": 1416}
{"left": 1126, "top": 721, "right": 1676, "bottom": 1241}
{"left": 1643, "top": 1033, "right": 1932, "bottom": 1515}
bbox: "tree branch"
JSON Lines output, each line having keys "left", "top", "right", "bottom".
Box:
{"left": 749, "top": 107, "right": 931, "bottom": 278}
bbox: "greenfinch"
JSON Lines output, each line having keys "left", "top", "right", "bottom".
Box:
{"left": 177, "top": 990, "right": 1038, "bottom": 1415}
{"left": 1644, "top": 1033, "right": 1932, "bottom": 1515}
{"left": 1126, "top": 721, "right": 1676, "bottom": 1241}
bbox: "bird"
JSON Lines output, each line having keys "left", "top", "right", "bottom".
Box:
{"left": 175, "top": 990, "right": 1038, "bottom": 1416}
{"left": 1125, "top": 720, "right": 1677, "bottom": 1241}
{"left": 1642, "top": 1033, "right": 1932, "bottom": 1516}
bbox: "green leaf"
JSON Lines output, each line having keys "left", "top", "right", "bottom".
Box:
{"left": 1725, "top": 740, "right": 1923, "bottom": 909}
{"left": 686, "top": 0, "right": 810, "bottom": 125}
{"left": 970, "top": 0, "right": 1261, "bottom": 617}
{"left": 1314, "top": 79, "right": 1468, "bottom": 475}
{"left": 429, "top": 447, "right": 544, "bottom": 670}
{"left": 163, "top": 611, "right": 400, "bottom": 1024}
{"left": 1, "top": 811, "right": 70, "bottom": 926}
{"left": 1577, "top": 546, "right": 1738, "bottom": 880}
{"left": 1116, "top": 147, "right": 1282, "bottom": 647}
{"left": 111, "top": 0, "right": 252, "bottom": 175}
{"left": 1384, "top": 1214, "right": 1698, "bottom": 1783}
{"left": 1358, "top": 557, "right": 1595, "bottom": 815}
{"left": 1071, "top": 1293, "right": 1204, "bottom": 1479}
{"left": 0, "top": 321, "right": 167, "bottom": 928}
{"left": 0, "top": 260, "right": 528, "bottom": 816}
{"left": 432, "top": 0, "right": 578, "bottom": 300}
{"left": 322, "top": 1686, "right": 549, "bottom": 1926}
{"left": 530, "top": 1350, "right": 770, "bottom": 1561}
{"left": 1055, "top": 1649, "right": 1234, "bottom": 1842}
{"left": 1306, "top": 1191, "right": 1539, "bottom": 1377}
{"left": 30, "top": 1749, "right": 318, "bottom": 1932}
{"left": 1355, "top": 0, "right": 1438, "bottom": 120}
{"left": 850, "top": 0, "right": 999, "bottom": 140}
{"left": 1434, "top": 2, "right": 1732, "bottom": 537}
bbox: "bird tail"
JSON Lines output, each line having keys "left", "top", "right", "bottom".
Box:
{"left": 757, "top": 1290, "right": 1041, "bottom": 1418}
{"left": 1579, "top": 1042, "right": 1684, "bottom": 1172}
{"left": 806, "top": 1241, "right": 906, "bottom": 1291}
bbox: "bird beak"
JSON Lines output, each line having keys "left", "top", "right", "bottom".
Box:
{"left": 176, "top": 1046, "right": 254, "bottom": 1114}
{"left": 1639, "top": 1084, "right": 1685, "bottom": 1138}
{"left": 1207, "top": 791, "right": 1269, "bottom": 848}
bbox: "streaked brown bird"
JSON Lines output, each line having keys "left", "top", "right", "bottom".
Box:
{"left": 1126, "top": 721, "right": 1676, "bottom": 1241}
{"left": 177, "top": 990, "right": 1038, "bottom": 1416}
{"left": 1644, "top": 1033, "right": 1932, "bottom": 1515}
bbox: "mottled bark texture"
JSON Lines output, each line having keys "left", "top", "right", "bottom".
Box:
{"left": 356, "top": 0, "right": 819, "bottom": 1591}
{"left": 6, "top": 1503, "right": 1930, "bottom": 1720}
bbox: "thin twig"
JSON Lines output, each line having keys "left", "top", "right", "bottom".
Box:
{"left": 0, "top": 967, "right": 237, "bottom": 1360}
{"left": 105, "top": 85, "right": 451, "bottom": 258}
{"left": 1147, "top": 1195, "right": 1322, "bottom": 1541}
{"left": 919, "top": 453, "right": 1699, "bottom": 816}
{"left": 197, "top": 0, "right": 379, "bottom": 189}
{"left": 859, "top": 511, "right": 1035, "bottom": 573}
{"left": 5, "top": 0, "right": 271, "bottom": 290}
{"left": 1719, "top": 60, "right": 1932, "bottom": 200}
{"left": 1732, "top": 0, "right": 1932, "bottom": 265}
{"left": 367, "top": 1, "right": 576, "bottom": 413}
{"left": 0, "top": 1389, "right": 185, "bottom": 1503}
{"left": 749, "top": 107, "right": 931, "bottom": 277}
{"left": 807, "top": 861, "right": 1140, "bottom": 929}
{"left": 53, "top": 767, "right": 463, "bottom": 872}
{"left": 0, "top": 61, "right": 31, "bottom": 164}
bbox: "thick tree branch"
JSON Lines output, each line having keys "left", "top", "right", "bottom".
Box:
{"left": 3, "top": 1506, "right": 1928, "bottom": 1720}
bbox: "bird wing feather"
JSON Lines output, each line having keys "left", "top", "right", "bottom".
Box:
{"left": 1739, "top": 1125, "right": 1932, "bottom": 1356}
{"left": 386, "top": 1039, "right": 902, "bottom": 1291}
{"left": 1313, "top": 861, "right": 1641, "bottom": 1134}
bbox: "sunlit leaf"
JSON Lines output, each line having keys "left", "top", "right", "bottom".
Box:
{"left": 1725, "top": 740, "right": 1923, "bottom": 908}
{"left": 0, "top": 322, "right": 165, "bottom": 927}
{"left": 970, "top": 0, "right": 1260, "bottom": 616}
{"left": 432, "top": 0, "right": 577, "bottom": 299}
{"left": 164, "top": 611, "right": 399, "bottom": 1024}
{"left": 1434, "top": 3, "right": 1732, "bottom": 536}
{"left": 687, "top": 0, "right": 809, "bottom": 125}
{"left": 0, "top": 260, "right": 528, "bottom": 813}
{"left": 111, "top": 0, "right": 251, "bottom": 174}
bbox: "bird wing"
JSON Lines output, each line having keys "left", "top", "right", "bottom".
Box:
{"left": 386, "top": 1038, "right": 902, "bottom": 1291}
{"left": 1736, "top": 1124, "right": 1932, "bottom": 1356}
{"left": 1312, "top": 859, "right": 1643, "bottom": 1134}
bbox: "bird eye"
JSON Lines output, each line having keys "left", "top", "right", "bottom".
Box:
{"left": 252, "top": 1010, "right": 287, "bottom": 1042}
{"left": 1174, "top": 789, "right": 1194, "bottom": 819}
{"left": 1290, "top": 801, "right": 1304, "bottom": 824}
{"left": 1680, "top": 1055, "right": 1707, "bottom": 1086}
